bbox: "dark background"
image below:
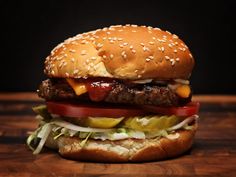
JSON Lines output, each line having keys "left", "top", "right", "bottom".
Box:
{"left": 1, "top": 0, "right": 235, "bottom": 94}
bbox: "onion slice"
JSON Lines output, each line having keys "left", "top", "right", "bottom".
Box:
{"left": 33, "top": 123, "right": 52, "bottom": 154}
{"left": 167, "top": 115, "right": 198, "bottom": 131}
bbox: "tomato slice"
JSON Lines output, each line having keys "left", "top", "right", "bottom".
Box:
{"left": 47, "top": 101, "right": 146, "bottom": 118}
{"left": 141, "top": 102, "right": 200, "bottom": 117}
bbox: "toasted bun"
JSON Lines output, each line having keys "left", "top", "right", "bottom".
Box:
{"left": 44, "top": 25, "right": 194, "bottom": 80}
{"left": 45, "top": 122, "right": 197, "bottom": 162}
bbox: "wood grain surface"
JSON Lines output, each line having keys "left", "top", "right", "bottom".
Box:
{"left": 0, "top": 93, "right": 236, "bottom": 177}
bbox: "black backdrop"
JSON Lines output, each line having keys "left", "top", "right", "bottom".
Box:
{"left": 1, "top": 0, "right": 235, "bottom": 93}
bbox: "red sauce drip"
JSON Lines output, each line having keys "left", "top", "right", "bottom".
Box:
{"left": 85, "top": 78, "right": 115, "bottom": 102}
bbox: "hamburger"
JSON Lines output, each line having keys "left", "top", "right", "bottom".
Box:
{"left": 27, "top": 24, "right": 199, "bottom": 162}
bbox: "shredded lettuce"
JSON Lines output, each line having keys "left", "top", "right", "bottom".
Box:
{"left": 80, "top": 132, "right": 93, "bottom": 147}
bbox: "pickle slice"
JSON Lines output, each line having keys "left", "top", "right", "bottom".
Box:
{"left": 123, "top": 115, "right": 179, "bottom": 132}
{"left": 85, "top": 117, "right": 124, "bottom": 128}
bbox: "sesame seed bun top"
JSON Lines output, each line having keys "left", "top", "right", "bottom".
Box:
{"left": 44, "top": 24, "right": 194, "bottom": 80}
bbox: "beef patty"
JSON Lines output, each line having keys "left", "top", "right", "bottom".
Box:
{"left": 38, "top": 79, "right": 191, "bottom": 106}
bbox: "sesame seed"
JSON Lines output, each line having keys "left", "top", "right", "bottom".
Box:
{"left": 168, "top": 43, "right": 173, "bottom": 48}
{"left": 175, "top": 42, "right": 178, "bottom": 45}
{"left": 71, "top": 58, "right": 75, "bottom": 62}
{"left": 143, "top": 46, "right": 150, "bottom": 52}
{"left": 171, "top": 60, "right": 175, "bottom": 66}
{"left": 121, "top": 51, "right": 127, "bottom": 59}
{"left": 109, "top": 40, "right": 114, "bottom": 44}
{"left": 131, "top": 25, "right": 138, "bottom": 27}
{"left": 166, "top": 31, "right": 172, "bottom": 35}
{"left": 138, "top": 75, "right": 142, "bottom": 78}
{"left": 119, "top": 44, "right": 124, "bottom": 48}
{"left": 149, "top": 56, "right": 154, "bottom": 59}
{"left": 73, "top": 69, "right": 79, "bottom": 74}
{"left": 118, "top": 29, "right": 123, "bottom": 32}
{"left": 161, "top": 47, "right": 165, "bottom": 52}
{"left": 132, "top": 30, "right": 137, "bottom": 32}
{"left": 90, "top": 37, "right": 95, "bottom": 41}
{"left": 59, "top": 62, "right": 63, "bottom": 68}
{"left": 176, "top": 58, "right": 180, "bottom": 61}
{"left": 123, "top": 42, "right": 128, "bottom": 46}
{"left": 110, "top": 54, "right": 114, "bottom": 59}
{"left": 102, "top": 37, "right": 107, "bottom": 40}
{"left": 81, "top": 50, "right": 86, "bottom": 55}
{"left": 91, "top": 57, "right": 97, "bottom": 60}
{"left": 157, "top": 39, "right": 166, "bottom": 43}
{"left": 189, "top": 53, "right": 193, "bottom": 58}
{"left": 56, "top": 56, "right": 62, "bottom": 61}
{"left": 117, "top": 38, "right": 123, "bottom": 41}
{"left": 109, "top": 27, "right": 115, "bottom": 31}
{"left": 135, "top": 69, "right": 138, "bottom": 73}
{"left": 131, "top": 49, "right": 136, "bottom": 54}
{"left": 51, "top": 70, "right": 55, "bottom": 75}
{"left": 154, "top": 27, "right": 161, "bottom": 31}
{"left": 163, "top": 35, "right": 167, "bottom": 38}
{"left": 69, "top": 49, "right": 76, "bottom": 53}
{"left": 146, "top": 58, "right": 151, "bottom": 62}
{"left": 173, "top": 34, "right": 179, "bottom": 39}
{"left": 174, "top": 49, "right": 177, "bottom": 53}
{"left": 107, "top": 32, "right": 111, "bottom": 34}
{"left": 102, "top": 55, "right": 107, "bottom": 59}
{"left": 71, "top": 41, "right": 78, "bottom": 45}
{"left": 80, "top": 40, "right": 87, "bottom": 44}
{"left": 152, "top": 37, "right": 156, "bottom": 40}
{"left": 140, "top": 43, "right": 145, "bottom": 46}
{"left": 130, "top": 45, "right": 133, "bottom": 49}
{"left": 97, "top": 43, "right": 103, "bottom": 48}
{"left": 183, "top": 48, "right": 186, "bottom": 51}
{"left": 165, "top": 56, "right": 170, "bottom": 60}
{"left": 149, "top": 41, "right": 154, "bottom": 45}
{"left": 65, "top": 72, "right": 69, "bottom": 77}
{"left": 147, "top": 26, "right": 152, "bottom": 30}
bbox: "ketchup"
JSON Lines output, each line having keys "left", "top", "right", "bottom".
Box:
{"left": 85, "top": 78, "right": 115, "bottom": 101}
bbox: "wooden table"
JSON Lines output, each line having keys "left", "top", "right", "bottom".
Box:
{"left": 0, "top": 93, "right": 236, "bottom": 177}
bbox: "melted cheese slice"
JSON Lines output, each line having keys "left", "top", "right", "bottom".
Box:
{"left": 66, "top": 79, "right": 87, "bottom": 96}
{"left": 176, "top": 85, "right": 190, "bottom": 98}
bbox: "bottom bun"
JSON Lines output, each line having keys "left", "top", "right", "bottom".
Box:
{"left": 45, "top": 122, "right": 197, "bottom": 162}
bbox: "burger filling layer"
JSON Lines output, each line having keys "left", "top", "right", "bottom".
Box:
{"left": 38, "top": 78, "right": 191, "bottom": 107}
{"left": 27, "top": 105, "right": 198, "bottom": 154}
